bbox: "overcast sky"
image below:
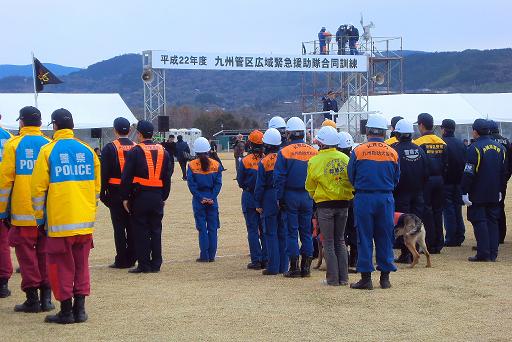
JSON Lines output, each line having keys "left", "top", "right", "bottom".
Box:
{"left": 1, "top": 0, "right": 510, "bottom": 67}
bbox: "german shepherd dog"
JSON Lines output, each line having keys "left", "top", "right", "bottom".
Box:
{"left": 394, "top": 214, "right": 432, "bottom": 268}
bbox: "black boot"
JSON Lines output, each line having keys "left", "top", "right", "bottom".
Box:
{"left": 14, "top": 287, "right": 41, "bottom": 313}
{"left": 0, "top": 278, "right": 10, "bottom": 298}
{"left": 247, "top": 261, "right": 262, "bottom": 270}
{"left": 350, "top": 272, "right": 373, "bottom": 290}
{"left": 349, "top": 246, "right": 358, "bottom": 268}
{"left": 300, "top": 255, "right": 313, "bottom": 278}
{"left": 380, "top": 271, "right": 392, "bottom": 289}
{"left": 40, "top": 286, "right": 55, "bottom": 312}
{"left": 45, "top": 299, "right": 75, "bottom": 324}
{"left": 394, "top": 247, "right": 412, "bottom": 264}
{"left": 73, "top": 295, "right": 88, "bottom": 323}
{"left": 283, "top": 257, "right": 301, "bottom": 278}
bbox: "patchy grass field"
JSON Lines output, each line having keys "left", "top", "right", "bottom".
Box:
{"left": 0, "top": 154, "right": 511, "bottom": 341}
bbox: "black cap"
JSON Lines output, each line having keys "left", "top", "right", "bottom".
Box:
{"left": 327, "top": 90, "right": 335, "bottom": 95}
{"left": 390, "top": 116, "right": 404, "bottom": 128}
{"left": 136, "top": 120, "right": 154, "bottom": 137}
{"left": 50, "top": 108, "right": 74, "bottom": 129}
{"left": 17, "top": 106, "right": 42, "bottom": 126}
{"left": 441, "top": 119, "right": 456, "bottom": 130}
{"left": 113, "top": 117, "right": 130, "bottom": 135}
{"left": 488, "top": 120, "right": 499, "bottom": 134}
{"left": 415, "top": 113, "right": 434, "bottom": 128}
{"left": 472, "top": 119, "right": 490, "bottom": 134}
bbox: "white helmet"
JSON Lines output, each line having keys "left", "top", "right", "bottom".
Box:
{"left": 338, "top": 131, "right": 354, "bottom": 149}
{"left": 394, "top": 119, "right": 414, "bottom": 134}
{"left": 263, "top": 128, "right": 282, "bottom": 146}
{"left": 286, "top": 117, "right": 306, "bottom": 132}
{"left": 316, "top": 126, "right": 340, "bottom": 146}
{"left": 193, "top": 137, "right": 210, "bottom": 153}
{"left": 268, "top": 116, "right": 286, "bottom": 129}
{"left": 366, "top": 114, "right": 388, "bottom": 130}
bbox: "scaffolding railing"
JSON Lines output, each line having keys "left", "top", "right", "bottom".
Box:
{"left": 302, "top": 36, "right": 403, "bottom": 58}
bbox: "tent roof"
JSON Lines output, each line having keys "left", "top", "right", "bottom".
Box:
{"left": 0, "top": 93, "right": 137, "bottom": 130}
{"left": 367, "top": 93, "right": 512, "bottom": 125}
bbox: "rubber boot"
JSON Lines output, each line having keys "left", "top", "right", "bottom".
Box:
{"left": 283, "top": 257, "right": 301, "bottom": 278}
{"left": 40, "top": 286, "right": 55, "bottom": 312}
{"left": 45, "top": 299, "right": 75, "bottom": 324}
{"left": 300, "top": 255, "right": 313, "bottom": 278}
{"left": 380, "top": 271, "right": 392, "bottom": 289}
{"left": 14, "top": 287, "right": 41, "bottom": 313}
{"left": 0, "top": 278, "right": 10, "bottom": 298}
{"left": 394, "top": 246, "right": 412, "bottom": 264}
{"left": 350, "top": 272, "right": 373, "bottom": 290}
{"left": 73, "top": 295, "right": 88, "bottom": 323}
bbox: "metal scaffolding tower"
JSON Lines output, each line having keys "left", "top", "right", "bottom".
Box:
{"left": 142, "top": 51, "right": 166, "bottom": 122}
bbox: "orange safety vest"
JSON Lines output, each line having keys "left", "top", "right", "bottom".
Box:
{"left": 133, "top": 143, "right": 164, "bottom": 187}
{"left": 108, "top": 139, "right": 135, "bottom": 185}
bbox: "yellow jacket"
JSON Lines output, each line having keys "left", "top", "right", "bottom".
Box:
{"left": 0, "top": 127, "right": 50, "bottom": 226}
{"left": 31, "top": 129, "right": 101, "bottom": 237}
{"left": 305, "top": 148, "right": 354, "bottom": 203}
{"left": 385, "top": 136, "right": 398, "bottom": 145}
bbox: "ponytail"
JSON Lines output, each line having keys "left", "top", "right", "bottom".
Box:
{"left": 198, "top": 153, "right": 210, "bottom": 172}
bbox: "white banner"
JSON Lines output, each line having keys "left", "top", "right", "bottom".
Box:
{"left": 149, "top": 50, "right": 368, "bottom": 73}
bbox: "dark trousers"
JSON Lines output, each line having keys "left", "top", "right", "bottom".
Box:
{"left": 393, "top": 190, "right": 424, "bottom": 255}
{"left": 131, "top": 191, "right": 164, "bottom": 272}
{"left": 498, "top": 188, "right": 507, "bottom": 243}
{"left": 468, "top": 204, "right": 500, "bottom": 260}
{"left": 178, "top": 160, "right": 187, "bottom": 179}
{"left": 443, "top": 184, "right": 465, "bottom": 246}
{"left": 109, "top": 199, "right": 136, "bottom": 267}
{"left": 423, "top": 176, "right": 445, "bottom": 253}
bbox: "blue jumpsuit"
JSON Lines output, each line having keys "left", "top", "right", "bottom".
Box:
{"left": 254, "top": 153, "right": 288, "bottom": 274}
{"left": 274, "top": 139, "right": 318, "bottom": 258}
{"left": 187, "top": 158, "right": 222, "bottom": 261}
{"left": 461, "top": 136, "right": 506, "bottom": 261}
{"left": 237, "top": 153, "right": 267, "bottom": 264}
{"left": 348, "top": 138, "right": 400, "bottom": 273}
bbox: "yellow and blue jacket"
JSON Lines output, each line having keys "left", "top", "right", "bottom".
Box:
{"left": 0, "top": 126, "right": 13, "bottom": 162}
{"left": 305, "top": 148, "right": 354, "bottom": 204}
{"left": 31, "top": 129, "right": 100, "bottom": 237}
{"left": 0, "top": 126, "right": 50, "bottom": 226}
{"left": 384, "top": 135, "right": 398, "bottom": 146}
{"left": 413, "top": 132, "right": 447, "bottom": 177}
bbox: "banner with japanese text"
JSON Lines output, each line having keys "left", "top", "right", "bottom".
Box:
{"left": 150, "top": 51, "right": 368, "bottom": 73}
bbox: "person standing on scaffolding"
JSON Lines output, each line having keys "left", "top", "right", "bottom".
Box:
{"left": 336, "top": 25, "right": 348, "bottom": 55}
{"left": 321, "top": 91, "right": 339, "bottom": 121}
{"left": 347, "top": 24, "right": 359, "bottom": 55}
{"left": 318, "top": 27, "right": 332, "bottom": 55}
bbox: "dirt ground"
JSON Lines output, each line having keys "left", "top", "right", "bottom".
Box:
{"left": 0, "top": 154, "right": 511, "bottom": 341}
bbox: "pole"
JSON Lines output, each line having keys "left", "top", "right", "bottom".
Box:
{"left": 31, "top": 52, "right": 38, "bottom": 108}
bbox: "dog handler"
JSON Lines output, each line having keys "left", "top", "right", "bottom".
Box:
{"left": 0, "top": 107, "right": 53, "bottom": 312}
{"left": 255, "top": 128, "right": 287, "bottom": 275}
{"left": 462, "top": 119, "right": 506, "bottom": 262}
{"left": 274, "top": 117, "right": 318, "bottom": 278}
{"left": 0, "top": 114, "right": 13, "bottom": 298}
{"left": 187, "top": 137, "right": 222, "bottom": 262}
{"left": 306, "top": 126, "right": 354, "bottom": 286}
{"left": 348, "top": 114, "right": 400, "bottom": 290}
{"left": 31, "top": 109, "right": 100, "bottom": 324}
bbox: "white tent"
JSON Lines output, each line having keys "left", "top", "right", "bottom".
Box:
{"left": 0, "top": 93, "right": 137, "bottom": 130}
{"left": 367, "top": 93, "right": 512, "bottom": 125}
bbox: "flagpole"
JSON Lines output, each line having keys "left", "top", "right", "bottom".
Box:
{"left": 31, "top": 52, "right": 38, "bottom": 108}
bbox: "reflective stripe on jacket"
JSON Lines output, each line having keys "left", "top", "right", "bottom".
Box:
{"left": 31, "top": 129, "right": 100, "bottom": 237}
{"left": 0, "top": 127, "right": 50, "bottom": 226}
{"left": 108, "top": 139, "right": 135, "bottom": 185}
{"left": 132, "top": 143, "right": 164, "bottom": 187}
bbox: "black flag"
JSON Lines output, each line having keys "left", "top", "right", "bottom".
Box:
{"left": 33, "top": 58, "right": 62, "bottom": 92}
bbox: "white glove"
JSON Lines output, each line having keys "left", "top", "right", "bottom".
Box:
{"left": 499, "top": 192, "right": 503, "bottom": 202}
{"left": 462, "top": 194, "right": 472, "bottom": 207}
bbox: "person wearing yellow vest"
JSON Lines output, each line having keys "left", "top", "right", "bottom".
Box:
{"left": 384, "top": 116, "right": 404, "bottom": 145}
{"left": 306, "top": 126, "right": 354, "bottom": 286}
{"left": 31, "top": 108, "right": 100, "bottom": 324}
{"left": 120, "top": 120, "right": 171, "bottom": 274}
{"left": 100, "top": 117, "right": 136, "bottom": 269}
{"left": 0, "top": 113, "right": 13, "bottom": 299}
{"left": 0, "top": 107, "right": 54, "bottom": 312}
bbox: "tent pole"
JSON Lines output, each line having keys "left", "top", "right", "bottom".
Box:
{"left": 31, "top": 52, "right": 38, "bottom": 108}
